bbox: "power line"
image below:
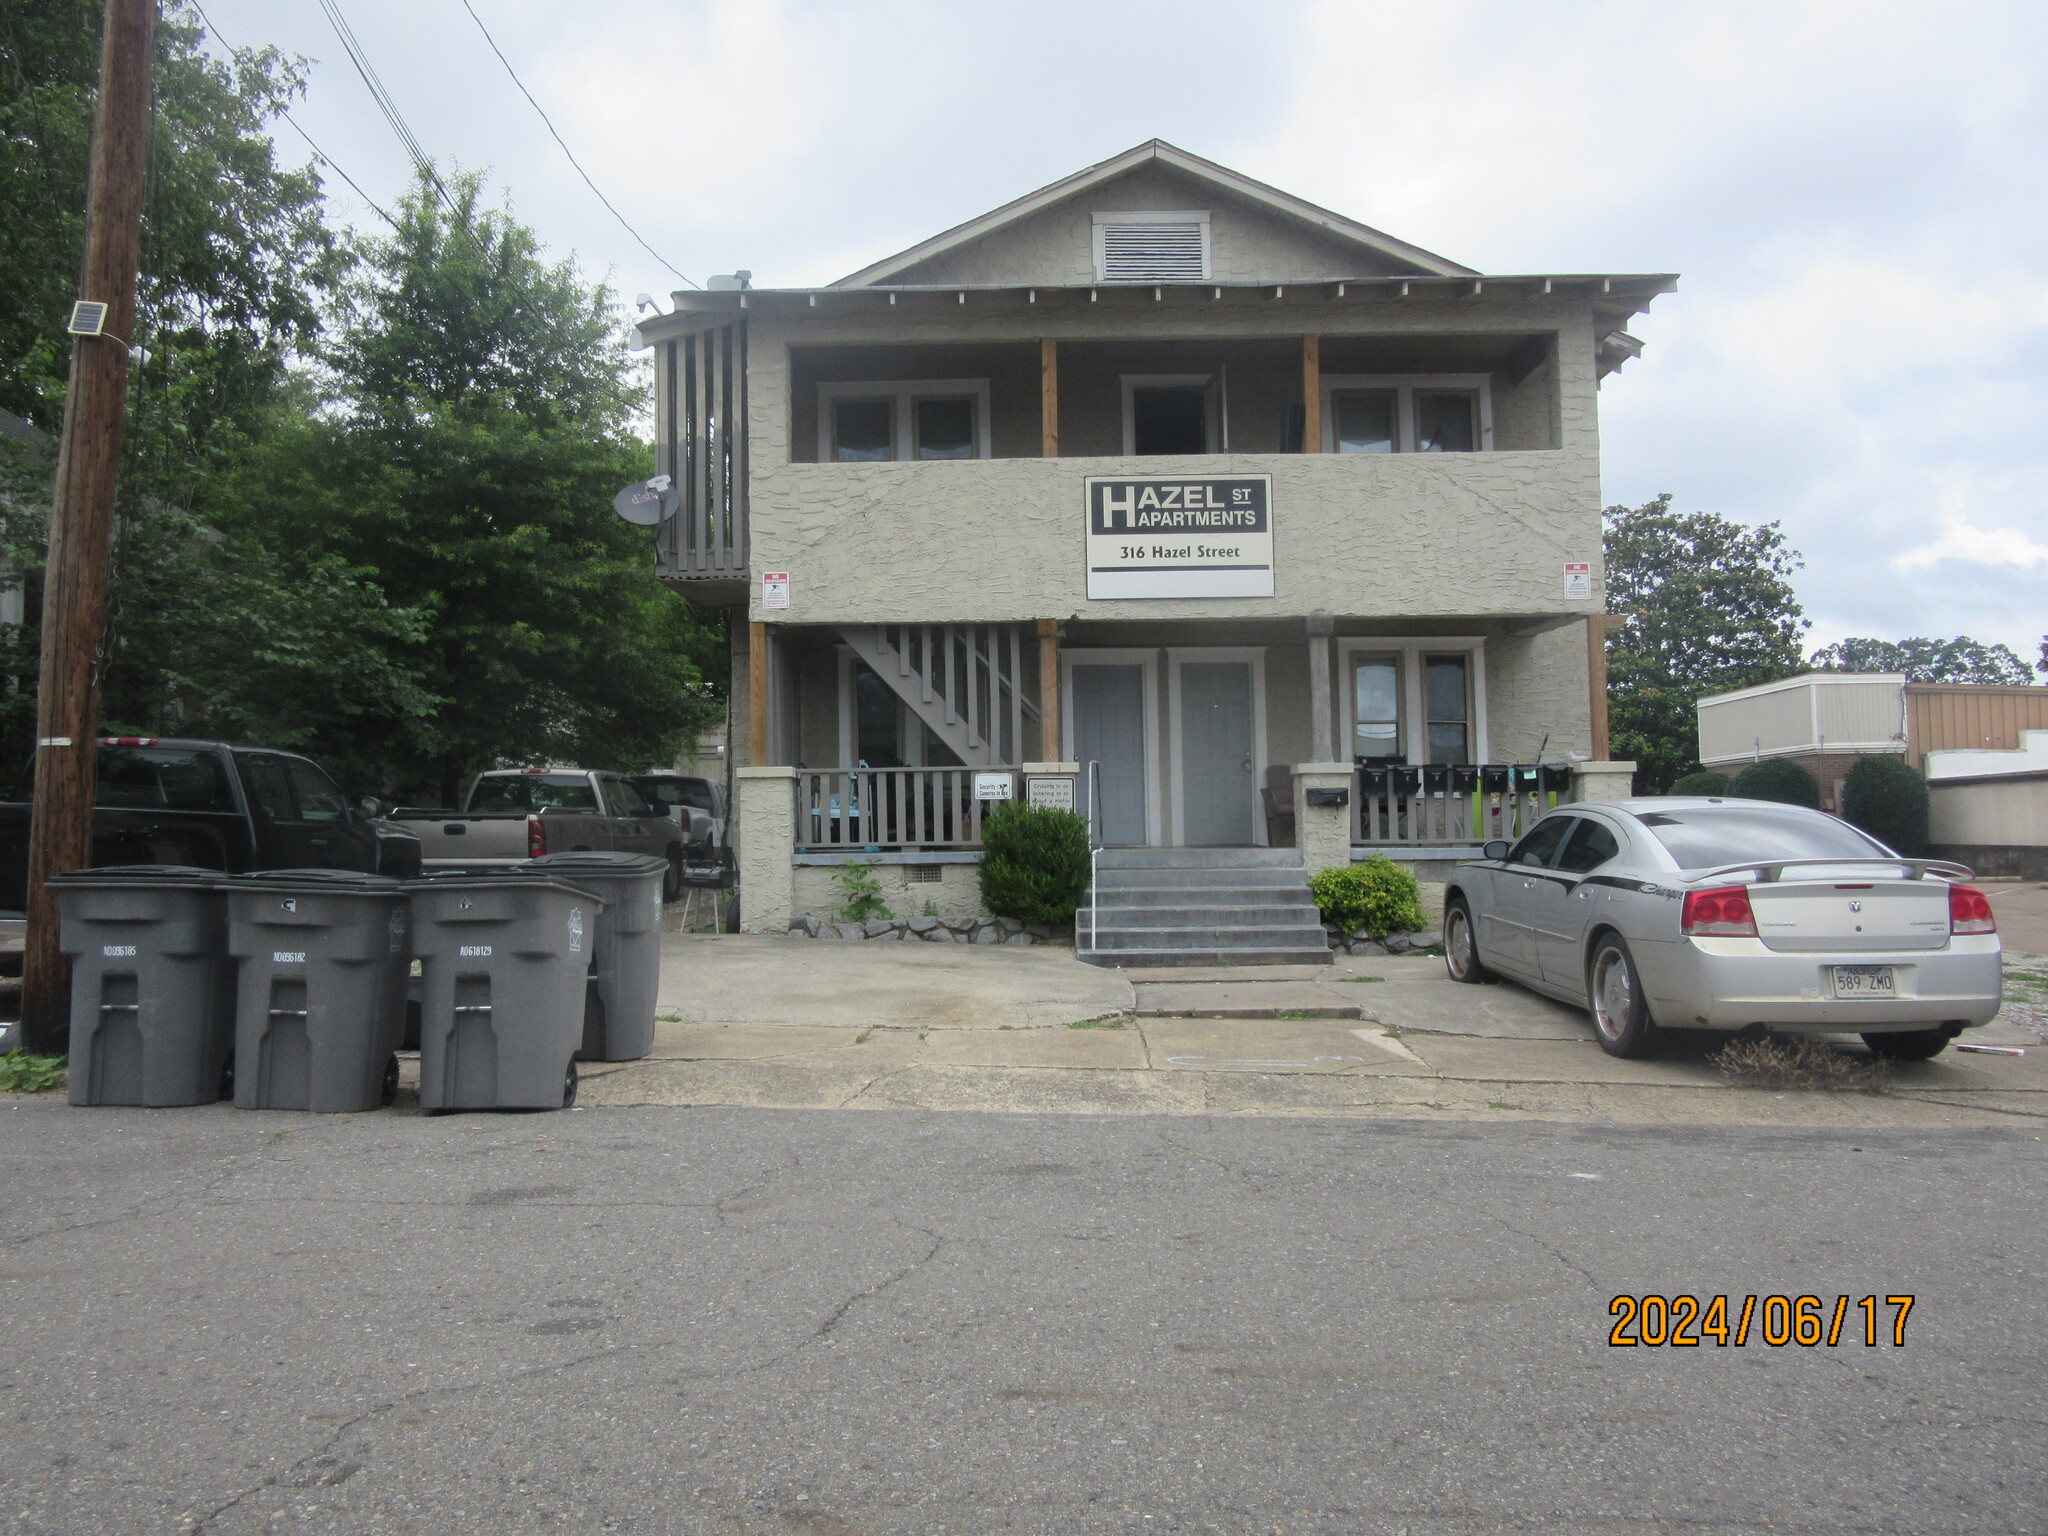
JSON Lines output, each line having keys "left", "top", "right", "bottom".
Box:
{"left": 457, "top": 0, "right": 698, "bottom": 288}
{"left": 186, "top": 0, "right": 396, "bottom": 228}
{"left": 313, "top": 0, "right": 463, "bottom": 224}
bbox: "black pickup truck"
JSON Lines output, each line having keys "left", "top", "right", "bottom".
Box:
{"left": 0, "top": 737, "right": 422, "bottom": 912}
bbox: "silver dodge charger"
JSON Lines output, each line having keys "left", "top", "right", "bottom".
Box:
{"left": 1442, "top": 797, "right": 2003, "bottom": 1059}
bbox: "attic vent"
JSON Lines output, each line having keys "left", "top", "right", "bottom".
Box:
{"left": 1093, "top": 211, "right": 1210, "bottom": 283}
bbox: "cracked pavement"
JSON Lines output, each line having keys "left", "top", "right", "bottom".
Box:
{"left": 0, "top": 1100, "right": 2042, "bottom": 1534}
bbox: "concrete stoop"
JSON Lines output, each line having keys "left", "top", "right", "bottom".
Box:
{"left": 1078, "top": 847, "right": 1331, "bottom": 969}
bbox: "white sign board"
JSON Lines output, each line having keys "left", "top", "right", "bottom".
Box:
{"left": 1563, "top": 562, "right": 1593, "bottom": 600}
{"left": 760, "top": 571, "right": 790, "bottom": 609}
{"left": 974, "top": 771, "right": 1015, "bottom": 802}
{"left": 1085, "top": 475, "right": 1274, "bottom": 599}
{"left": 1025, "top": 776, "right": 1076, "bottom": 811}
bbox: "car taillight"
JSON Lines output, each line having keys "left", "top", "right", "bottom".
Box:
{"left": 528, "top": 814, "right": 548, "bottom": 858}
{"left": 1949, "top": 884, "right": 1996, "bottom": 935}
{"left": 1681, "top": 885, "right": 1758, "bottom": 937}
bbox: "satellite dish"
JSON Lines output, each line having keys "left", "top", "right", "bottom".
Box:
{"left": 612, "top": 477, "right": 676, "bottom": 527}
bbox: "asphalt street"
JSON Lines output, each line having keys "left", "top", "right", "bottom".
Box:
{"left": 0, "top": 1101, "right": 2041, "bottom": 1536}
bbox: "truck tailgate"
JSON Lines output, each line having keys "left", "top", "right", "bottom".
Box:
{"left": 391, "top": 812, "right": 531, "bottom": 866}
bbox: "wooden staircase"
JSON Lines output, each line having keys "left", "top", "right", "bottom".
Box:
{"left": 838, "top": 624, "right": 1040, "bottom": 768}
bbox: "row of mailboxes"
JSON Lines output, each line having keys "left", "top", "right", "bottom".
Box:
{"left": 1354, "top": 763, "right": 1574, "bottom": 796}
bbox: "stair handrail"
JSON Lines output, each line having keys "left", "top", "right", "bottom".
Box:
{"left": 1084, "top": 758, "right": 1102, "bottom": 956}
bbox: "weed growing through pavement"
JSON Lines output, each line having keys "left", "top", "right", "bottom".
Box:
{"left": 1711, "top": 1036, "right": 1892, "bottom": 1093}
{"left": 1068, "top": 1018, "right": 1126, "bottom": 1030}
{"left": 0, "top": 1051, "right": 66, "bottom": 1094}
{"left": 853, "top": 1031, "right": 871, "bottom": 1045}
{"left": 1487, "top": 1100, "right": 1521, "bottom": 1111}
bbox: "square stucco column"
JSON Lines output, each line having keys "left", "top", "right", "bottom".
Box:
{"left": 1569, "top": 761, "right": 1638, "bottom": 803}
{"left": 1292, "top": 763, "right": 1354, "bottom": 877}
{"left": 736, "top": 767, "right": 797, "bottom": 934}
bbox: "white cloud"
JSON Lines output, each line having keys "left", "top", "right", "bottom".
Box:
{"left": 1894, "top": 504, "right": 2048, "bottom": 571}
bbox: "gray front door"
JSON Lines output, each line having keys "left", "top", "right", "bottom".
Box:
{"left": 1181, "top": 662, "right": 1254, "bottom": 845}
{"left": 1072, "top": 664, "right": 1148, "bottom": 846}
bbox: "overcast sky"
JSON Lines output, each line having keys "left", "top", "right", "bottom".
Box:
{"left": 197, "top": 0, "right": 2048, "bottom": 662}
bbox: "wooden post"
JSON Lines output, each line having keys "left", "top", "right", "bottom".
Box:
{"left": 1301, "top": 334, "right": 1321, "bottom": 453}
{"left": 1587, "top": 614, "right": 1612, "bottom": 760}
{"left": 1040, "top": 339, "right": 1058, "bottom": 458}
{"left": 749, "top": 620, "right": 771, "bottom": 767}
{"left": 20, "top": 0, "right": 157, "bottom": 1054}
{"left": 1036, "top": 619, "right": 1060, "bottom": 761}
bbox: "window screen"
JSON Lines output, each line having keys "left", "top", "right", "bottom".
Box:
{"left": 1098, "top": 222, "right": 1207, "bottom": 281}
{"left": 915, "top": 398, "right": 974, "bottom": 460}
{"left": 1333, "top": 391, "right": 1396, "bottom": 454}
{"left": 832, "top": 399, "right": 893, "bottom": 461}
{"left": 1424, "top": 655, "right": 1471, "bottom": 764}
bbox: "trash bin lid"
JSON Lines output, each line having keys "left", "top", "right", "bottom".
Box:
{"left": 234, "top": 868, "right": 404, "bottom": 892}
{"left": 46, "top": 863, "right": 226, "bottom": 886}
{"left": 523, "top": 851, "right": 667, "bottom": 877}
{"left": 406, "top": 872, "right": 604, "bottom": 906}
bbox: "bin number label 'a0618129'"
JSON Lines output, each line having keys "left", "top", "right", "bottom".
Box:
{"left": 460, "top": 945, "right": 493, "bottom": 957}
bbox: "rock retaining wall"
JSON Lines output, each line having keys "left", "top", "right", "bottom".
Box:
{"left": 784, "top": 913, "right": 1068, "bottom": 946}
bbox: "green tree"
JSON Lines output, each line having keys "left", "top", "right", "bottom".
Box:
{"left": 231, "top": 169, "right": 721, "bottom": 801}
{"left": 1603, "top": 495, "right": 1809, "bottom": 792}
{"left": 1810, "top": 635, "right": 2034, "bottom": 686}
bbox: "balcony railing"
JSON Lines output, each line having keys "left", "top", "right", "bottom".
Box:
{"left": 1352, "top": 764, "right": 1571, "bottom": 848}
{"left": 795, "top": 767, "right": 1008, "bottom": 852}
{"left": 654, "top": 321, "right": 747, "bottom": 580}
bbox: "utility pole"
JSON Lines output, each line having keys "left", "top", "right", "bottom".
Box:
{"left": 18, "top": 0, "right": 158, "bottom": 1055}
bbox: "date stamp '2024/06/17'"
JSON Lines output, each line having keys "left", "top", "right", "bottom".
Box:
{"left": 1609, "top": 1294, "right": 1915, "bottom": 1348}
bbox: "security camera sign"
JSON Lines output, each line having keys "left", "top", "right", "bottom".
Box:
{"left": 1085, "top": 475, "right": 1273, "bottom": 599}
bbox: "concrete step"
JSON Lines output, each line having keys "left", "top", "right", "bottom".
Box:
{"left": 1096, "top": 847, "right": 1305, "bottom": 871}
{"left": 1092, "top": 903, "right": 1323, "bottom": 928}
{"left": 1090, "top": 923, "right": 1326, "bottom": 950}
{"left": 1097, "top": 883, "right": 1316, "bottom": 909}
{"left": 1096, "top": 868, "right": 1311, "bottom": 892}
{"left": 1079, "top": 945, "right": 1333, "bottom": 969}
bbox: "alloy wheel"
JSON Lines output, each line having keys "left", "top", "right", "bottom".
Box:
{"left": 1591, "top": 948, "right": 1632, "bottom": 1043}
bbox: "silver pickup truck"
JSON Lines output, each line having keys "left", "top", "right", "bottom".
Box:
{"left": 391, "top": 769, "right": 689, "bottom": 896}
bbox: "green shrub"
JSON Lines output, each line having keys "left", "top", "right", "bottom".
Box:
{"left": 1839, "top": 754, "right": 1929, "bottom": 856}
{"left": 832, "top": 858, "right": 891, "bottom": 923}
{"left": 1309, "top": 856, "right": 1427, "bottom": 938}
{"left": 1669, "top": 769, "right": 1731, "bottom": 796}
{"left": 977, "top": 802, "right": 1090, "bottom": 924}
{"left": 1728, "top": 757, "right": 1820, "bottom": 808}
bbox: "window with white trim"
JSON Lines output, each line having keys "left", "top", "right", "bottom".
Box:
{"left": 1323, "top": 375, "right": 1494, "bottom": 453}
{"left": 817, "top": 380, "right": 992, "bottom": 462}
{"left": 1093, "top": 211, "right": 1211, "bottom": 282}
{"left": 1340, "top": 640, "right": 1489, "bottom": 766}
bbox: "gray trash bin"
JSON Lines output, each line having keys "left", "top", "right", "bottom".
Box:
{"left": 225, "top": 870, "right": 410, "bottom": 1113}
{"left": 50, "top": 866, "right": 234, "bottom": 1107}
{"left": 521, "top": 851, "right": 665, "bottom": 1062}
{"left": 408, "top": 871, "right": 604, "bottom": 1112}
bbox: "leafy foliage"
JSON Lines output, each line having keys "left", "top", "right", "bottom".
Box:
{"left": 1669, "top": 769, "right": 1730, "bottom": 796}
{"left": 1839, "top": 755, "right": 1929, "bottom": 856}
{"left": 831, "top": 859, "right": 890, "bottom": 924}
{"left": 976, "top": 802, "right": 1090, "bottom": 924}
{"left": 1602, "top": 495, "right": 1809, "bottom": 793}
{"left": 226, "top": 170, "right": 721, "bottom": 801}
{"left": 1309, "top": 857, "right": 1427, "bottom": 938}
{"left": 1810, "top": 636, "right": 2035, "bottom": 686}
{"left": 0, "top": 1049, "right": 67, "bottom": 1093}
{"left": 1728, "top": 757, "right": 1821, "bottom": 809}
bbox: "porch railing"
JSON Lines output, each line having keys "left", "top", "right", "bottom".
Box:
{"left": 794, "top": 767, "right": 1008, "bottom": 852}
{"left": 1352, "top": 764, "right": 1572, "bottom": 848}
{"left": 654, "top": 320, "right": 746, "bottom": 580}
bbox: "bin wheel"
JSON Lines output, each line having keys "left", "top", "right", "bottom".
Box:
{"left": 562, "top": 1061, "right": 579, "bottom": 1109}
{"left": 380, "top": 1054, "right": 400, "bottom": 1107}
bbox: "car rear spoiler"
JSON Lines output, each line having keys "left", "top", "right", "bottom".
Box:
{"left": 1687, "top": 857, "right": 1975, "bottom": 885}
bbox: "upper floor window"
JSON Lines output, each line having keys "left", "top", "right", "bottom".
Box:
{"left": 1093, "top": 210, "right": 1211, "bottom": 283}
{"left": 1122, "top": 373, "right": 1223, "bottom": 455}
{"left": 817, "top": 380, "right": 991, "bottom": 462}
{"left": 1322, "top": 375, "right": 1494, "bottom": 454}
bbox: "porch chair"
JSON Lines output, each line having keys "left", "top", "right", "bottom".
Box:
{"left": 1261, "top": 764, "right": 1297, "bottom": 848}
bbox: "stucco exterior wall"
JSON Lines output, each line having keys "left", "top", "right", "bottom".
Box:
{"left": 1483, "top": 621, "right": 1594, "bottom": 762}
{"left": 886, "top": 164, "right": 1421, "bottom": 288}
{"left": 1929, "top": 775, "right": 2048, "bottom": 848}
{"left": 791, "top": 860, "right": 991, "bottom": 926}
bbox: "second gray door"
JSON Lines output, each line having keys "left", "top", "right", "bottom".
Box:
{"left": 1180, "top": 662, "right": 1254, "bottom": 845}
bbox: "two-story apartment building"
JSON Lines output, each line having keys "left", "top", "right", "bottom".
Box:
{"left": 634, "top": 141, "right": 1667, "bottom": 962}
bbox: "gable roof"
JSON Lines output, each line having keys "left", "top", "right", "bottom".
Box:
{"left": 831, "top": 140, "right": 1476, "bottom": 288}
